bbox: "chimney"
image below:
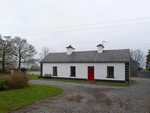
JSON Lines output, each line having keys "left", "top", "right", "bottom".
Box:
{"left": 66, "top": 45, "right": 75, "bottom": 55}
{"left": 97, "top": 44, "right": 104, "bottom": 53}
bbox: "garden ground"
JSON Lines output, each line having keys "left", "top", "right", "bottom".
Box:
{"left": 0, "top": 84, "right": 63, "bottom": 113}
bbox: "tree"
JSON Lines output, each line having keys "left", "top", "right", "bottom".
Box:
{"left": 22, "top": 58, "right": 40, "bottom": 69}
{"left": 0, "top": 35, "right": 13, "bottom": 72}
{"left": 31, "top": 64, "right": 40, "bottom": 71}
{"left": 10, "top": 56, "right": 18, "bottom": 69}
{"left": 12, "top": 37, "right": 37, "bottom": 70}
{"left": 130, "top": 49, "right": 145, "bottom": 68}
{"left": 146, "top": 50, "right": 150, "bottom": 70}
{"left": 39, "top": 47, "right": 50, "bottom": 61}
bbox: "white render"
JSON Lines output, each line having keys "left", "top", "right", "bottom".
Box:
{"left": 43, "top": 63, "right": 126, "bottom": 81}
{"left": 97, "top": 46, "right": 103, "bottom": 53}
{"left": 67, "top": 48, "right": 74, "bottom": 55}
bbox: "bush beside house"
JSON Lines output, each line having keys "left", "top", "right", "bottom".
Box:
{"left": 1, "top": 72, "right": 30, "bottom": 90}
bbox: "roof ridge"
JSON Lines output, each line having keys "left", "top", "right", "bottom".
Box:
{"left": 49, "top": 49, "right": 129, "bottom": 54}
{"left": 49, "top": 52, "right": 66, "bottom": 54}
{"left": 74, "top": 50, "right": 97, "bottom": 52}
{"left": 104, "top": 49, "right": 130, "bottom": 51}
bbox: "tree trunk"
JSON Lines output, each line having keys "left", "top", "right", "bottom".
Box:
{"left": 18, "top": 56, "right": 21, "bottom": 70}
{"left": 2, "top": 49, "right": 5, "bottom": 73}
{"left": 2, "top": 61, "right": 5, "bottom": 73}
{"left": 2, "top": 52, "right": 5, "bottom": 73}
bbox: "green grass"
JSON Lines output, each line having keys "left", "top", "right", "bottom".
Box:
{"left": 89, "top": 82, "right": 129, "bottom": 86}
{"left": 29, "top": 75, "right": 85, "bottom": 83}
{"left": 41, "top": 79, "right": 86, "bottom": 83}
{"left": 0, "top": 84, "right": 63, "bottom": 113}
{"left": 29, "top": 75, "right": 39, "bottom": 80}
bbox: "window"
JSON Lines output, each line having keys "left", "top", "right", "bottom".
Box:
{"left": 53, "top": 66, "right": 57, "bottom": 76}
{"left": 89, "top": 67, "right": 94, "bottom": 74}
{"left": 70, "top": 66, "right": 76, "bottom": 76}
{"left": 107, "top": 66, "right": 114, "bottom": 78}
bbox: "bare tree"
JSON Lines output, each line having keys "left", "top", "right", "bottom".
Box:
{"left": 22, "top": 58, "right": 40, "bottom": 68}
{"left": 0, "top": 35, "right": 14, "bottom": 72}
{"left": 130, "top": 49, "right": 145, "bottom": 68}
{"left": 31, "top": 59, "right": 40, "bottom": 70}
{"left": 10, "top": 56, "right": 18, "bottom": 69}
{"left": 12, "top": 37, "right": 37, "bottom": 70}
{"left": 39, "top": 47, "right": 50, "bottom": 61}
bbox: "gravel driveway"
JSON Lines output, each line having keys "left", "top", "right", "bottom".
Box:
{"left": 10, "top": 78, "right": 150, "bottom": 113}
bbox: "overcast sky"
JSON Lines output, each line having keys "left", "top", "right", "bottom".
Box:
{"left": 0, "top": 0, "right": 150, "bottom": 67}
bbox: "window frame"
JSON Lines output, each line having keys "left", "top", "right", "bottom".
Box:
{"left": 70, "top": 66, "right": 76, "bottom": 77}
{"left": 53, "top": 66, "right": 57, "bottom": 76}
{"left": 106, "top": 66, "right": 115, "bottom": 78}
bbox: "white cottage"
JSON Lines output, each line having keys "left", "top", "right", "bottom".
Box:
{"left": 40, "top": 44, "right": 130, "bottom": 84}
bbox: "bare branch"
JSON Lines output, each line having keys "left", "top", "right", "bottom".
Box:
{"left": 39, "top": 46, "right": 50, "bottom": 61}
{"left": 130, "top": 49, "right": 145, "bottom": 69}
{"left": 12, "top": 37, "right": 37, "bottom": 69}
{"left": 0, "top": 35, "right": 14, "bottom": 72}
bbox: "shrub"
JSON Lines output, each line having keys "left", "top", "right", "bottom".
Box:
{"left": 1, "top": 72, "right": 30, "bottom": 89}
{"left": 0, "top": 77, "right": 8, "bottom": 90}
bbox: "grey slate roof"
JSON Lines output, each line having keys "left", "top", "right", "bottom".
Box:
{"left": 40, "top": 49, "right": 130, "bottom": 63}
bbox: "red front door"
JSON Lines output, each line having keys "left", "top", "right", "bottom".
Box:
{"left": 88, "top": 66, "right": 94, "bottom": 81}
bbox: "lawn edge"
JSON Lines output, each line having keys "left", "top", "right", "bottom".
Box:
{"left": 2, "top": 84, "right": 63, "bottom": 113}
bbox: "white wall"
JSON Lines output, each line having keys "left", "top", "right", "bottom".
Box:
{"left": 67, "top": 48, "right": 74, "bottom": 55}
{"left": 98, "top": 46, "right": 103, "bottom": 53}
{"left": 43, "top": 63, "right": 125, "bottom": 81}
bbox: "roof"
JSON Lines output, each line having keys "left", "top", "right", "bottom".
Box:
{"left": 40, "top": 49, "right": 130, "bottom": 63}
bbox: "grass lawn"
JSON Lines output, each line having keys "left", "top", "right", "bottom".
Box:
{"left": 89, "top": 82, "right": 129, "bottom": 86}
{"left": 0, "top": 84, "right": 63, "bottom": 113}
{"left": 29, "top": 75, "right": 86, "bottom": 83}
{"left": 29, "top": 75, "right": 40, "bottom": 80}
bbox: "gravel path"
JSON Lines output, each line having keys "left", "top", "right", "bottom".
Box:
{"left": 10, "top": 78, "right": 150, "bottom": 113}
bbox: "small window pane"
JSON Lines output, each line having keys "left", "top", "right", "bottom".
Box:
{"left": 89, "top": 67, "right": 94, "bottom": 74}
{"left": 107, "top": 66, "right": 114, "bottom": 78}
{"left": 71, "top": 66, "right": 76, "bottom": 76}
{"left": 53, "top": 67, "right": 57, "bottom": 76}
